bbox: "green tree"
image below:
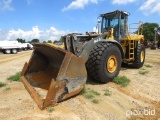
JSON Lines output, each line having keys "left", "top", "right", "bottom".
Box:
{"left": 47, "top": 40, "right": 52, "bottom": 43}
{"left": 142, "top": 23, "right": 159, "bottom": 41}
{"left": 53, "top": 40, "right": 59, "bottom": 43}
{"left": 31, "top": 39, "right": 39, "bottom": 43}
{"left": 17, "top": 38, "right": 25, "bottom": 43}
{"left": 43, "top": 41, "right": 46, "bottom": 43}
{"left": 59, "top": 37, "right": 64, "bottom": 42}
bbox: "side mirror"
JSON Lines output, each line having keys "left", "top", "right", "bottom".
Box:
{"left": 97, "top": 17, "right": 101, "bottom": 23}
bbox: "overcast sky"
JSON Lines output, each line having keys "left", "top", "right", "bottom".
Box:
{"left": 0, "top": 0, "right": 160, "bottom": 42}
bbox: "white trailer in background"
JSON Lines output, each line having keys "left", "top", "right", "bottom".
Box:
{"left": 21, "top": 43, "right": 33, "bottom": 50}
{"left": 0, "top": 40, "right": 33, "bottom": 54}
{"left": 0, "top": 41, "right": 21, "bottom": 54}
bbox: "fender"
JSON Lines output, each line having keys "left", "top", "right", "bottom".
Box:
{"left": 80, "top": 39, "right": 124, "bottom": 63}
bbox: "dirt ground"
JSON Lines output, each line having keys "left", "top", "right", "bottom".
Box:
{"left": 0, "top": 49, "right": 160, "bottom": 120}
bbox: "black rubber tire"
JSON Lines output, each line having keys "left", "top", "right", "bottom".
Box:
{"left": 158, "top": 41, "right": 160, "bottom": 49}
{"left": 86, "top": 43, "right": 122, "bottom": 83}
{"left": 2, "top": 50, "right": 5, "bottom": 54}
{"left": 133, "top": 44, "right": 145, "bottom": 68}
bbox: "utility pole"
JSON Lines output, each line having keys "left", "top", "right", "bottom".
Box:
{"left": 151, "top": 27, "right": 157, "bottom": 49}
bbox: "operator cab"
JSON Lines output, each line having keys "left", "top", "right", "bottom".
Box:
{"left": 100, "top": 10, "right": 129, "bottom": 41}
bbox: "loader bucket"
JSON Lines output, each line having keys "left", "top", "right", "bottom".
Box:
{"left": 21, "top": 43, "right": 87, "bottom": 110}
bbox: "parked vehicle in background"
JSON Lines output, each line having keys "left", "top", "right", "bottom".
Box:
{"left": 21, "top": 43, "right": 33, "bottom": 50}
{"left": 0, "top": 40, "right": 21, "bottom": 54}
{"left": 0, "top": 41, "right": 33, "bottom": 54}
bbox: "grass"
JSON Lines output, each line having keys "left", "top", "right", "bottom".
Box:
{"left": 0, "top": 82, "right": 6, "bottom": 87}
{"left": 80, "top": 86, "right": 87, "bottom": 95}
{"left": 91, "top": 99, "right": 99, "bottom": 104}
{"left": 47, "top": 107, "right": 55, "bottom": 113}
{"left": 144, "top": 64, "right": 153, "bottom": 68}
{"left": 87, "top": 88, "right": 91, "bottom": 90}
{"left": 103, "top": 89, "right": 112, "bottom": 96}
{"left": 85, "top": 93, "right": 94, "bottom": 99}
{"left": 90, "top": 90, "right": 100, "bottom": 96}
{"left": 113, "top": 76, "right": 130, "bottom": 87}
{"left": 81, "top": 87, "right": 100, "bottom": 104}
{"left": 139, "top": 70, "right": 149, "bottom": 75}
{"left": 7, "top": 72, "right": 21, "bottom": 82}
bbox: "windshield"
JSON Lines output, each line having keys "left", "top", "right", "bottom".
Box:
{"left": 103, "top": 18, "right": 118, "bottom": 28}
{"left": 101, "top": 12, "right": 128, "bottom": 40}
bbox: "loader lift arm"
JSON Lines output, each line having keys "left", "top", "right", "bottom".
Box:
{"left": 63, "top": 32, "right": 124, "bottom": 63}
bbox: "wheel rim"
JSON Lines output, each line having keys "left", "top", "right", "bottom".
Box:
{"left": 6, "top": 50, "right": 10, "bottom": 54}
{"left": 107, "top": 55, "right": 118, "bottom": 73}
{"left": 140, "top": 50, "right": 145, "bottom": 62}
{"left": 13, "top": 49, "right": 17, "bottom": 53}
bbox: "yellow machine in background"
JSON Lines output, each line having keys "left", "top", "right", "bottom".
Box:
{"left": 49, "top": 43, "right": 65, "bottom": 49}
{"left": 21, "top": 10, "right": 145, "bottom": 109}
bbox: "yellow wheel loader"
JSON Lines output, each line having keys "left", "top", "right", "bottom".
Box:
{"left": 21, "top": 10, "right": 145, "bottom": 109}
